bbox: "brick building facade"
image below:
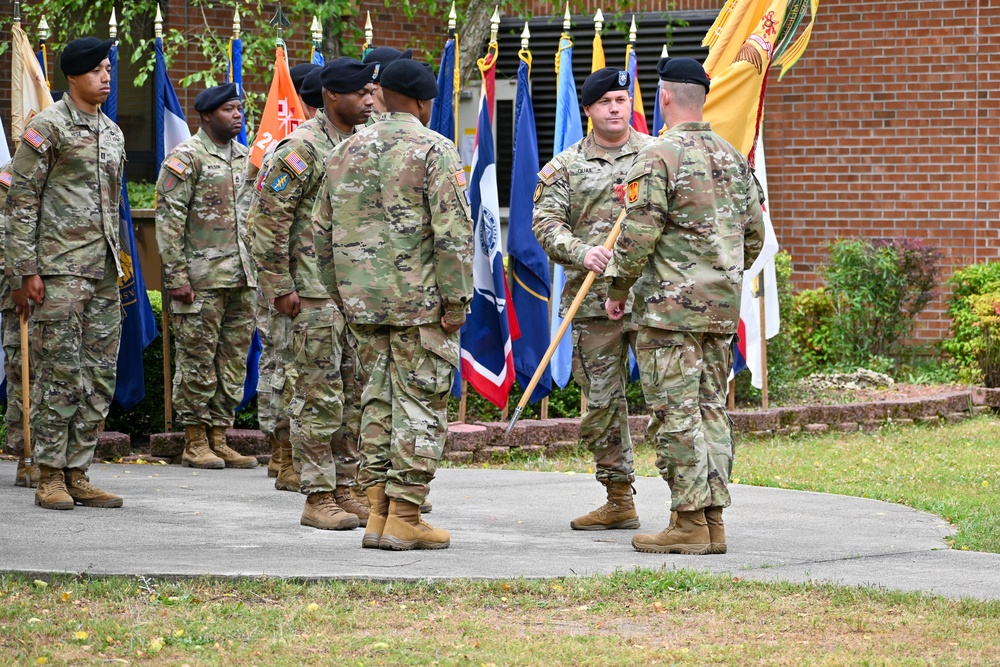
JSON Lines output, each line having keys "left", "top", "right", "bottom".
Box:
{"left": 1, "top": 1, "right": 997, "bottom": 342}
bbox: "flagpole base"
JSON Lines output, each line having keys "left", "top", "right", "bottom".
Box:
{"left": 505, "top": 407, "right": 524, "bottom": 437}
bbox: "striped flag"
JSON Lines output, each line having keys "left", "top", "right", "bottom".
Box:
{"left": 154, "top": 36, "right": 191, "bottom": 171}
{"left": 626, "top": 45, "right": 649, "bottom": 134}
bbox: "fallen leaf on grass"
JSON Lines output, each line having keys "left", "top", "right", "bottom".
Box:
{"left": 75, "top": 631, "right": 89, "bottom": 640}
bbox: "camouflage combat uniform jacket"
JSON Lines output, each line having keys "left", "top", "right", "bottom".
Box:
{"left": 250, "top": 114, "right": 352, "bottom": 300}
{"left": 156, "top": 128, "right": 256, "bottom": 290}
{"left": 532, "top": 128, "right": 652, "bottom": 319}
{"left": 317, "top": 111, "right": 473, "bottom": 336}
{"left": 5, "top": 95, "right": 125, "bottom": 283}
{"left": 608, "top": 121, "right": 765, "bottom": 333}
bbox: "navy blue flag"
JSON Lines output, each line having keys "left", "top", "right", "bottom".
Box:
{"left": 228, "top": 36, "right": 248, "bottom": 146}
{"left": 507, "top": 56, "right": 552, "bottom": 404}
{"left": 429, "top": 38, "right": 456, "bottom": 142}
{"left": 108, "top": 43, "right": 159, "bottom": 409}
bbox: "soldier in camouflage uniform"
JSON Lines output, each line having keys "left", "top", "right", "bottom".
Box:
{"left": 249, "top": 58, "right": 376, "bottom": 530}
{"left": 156, "top": 83, "right": 259, "bottom": 471}
{"left": 361, "top": 47, "right": 412, "bottom": 120}
{"left": 0, "top": 161, "right": 37, "bottom": 488}
{"left": 317, "top": 59, "right": 473, "bottom": 551}
{"left": 5, "top": 38, "right": 126, "bottom": 509}
{"left": 533, "top": 68, "right": 653, "bottom": 531}
{"left": 606, "top": 58, "right": 764, "bottom": 555}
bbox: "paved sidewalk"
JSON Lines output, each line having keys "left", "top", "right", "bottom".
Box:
{"left": 1, "top": 461, "right": 998, "bottom": 601}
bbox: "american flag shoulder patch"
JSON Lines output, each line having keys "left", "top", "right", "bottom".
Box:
{"left": 0, "top": 171, "right": 12, "bottom": 188}
{"left": 23, "top": 127, "right": 47, "bottom": 150}
{"left": 454, "top": 170, "right": 467, "bottom": 188}
{"left": 282, "top": 150, "right": 308, "bottom": 176}
{"left": 165, "top": 156, "right": 191, "bottom": 178}
{"left": 539, "top": 161, "right": 558, "bottom": 180}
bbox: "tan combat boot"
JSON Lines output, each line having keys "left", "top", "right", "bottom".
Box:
{"left": 631, "top": 509, "right": 711, "bottom": 555}
{"left": 274, "top": 440, "right": 299, "bottom": 491}
{"left": 34, "top": 465, "right": 73, "bottom": 510}
{"left": 208, "top": 426, "right": 258, "bottom": 468}
{"left": 705, "top": 506, "right": 727, "bottom": 554}
{"left": 380, "top": 499, "right": 450, "bottom": 550}
{"left": 65, "top": 469, "right": 123, "bottom": 508}
{"left": 266, "top": 433, "right": 282, "bottom": 478}
{"left": 362, "top": 483, "right": 389, "bottom": 549}
{"left": 334, "top": 486, "right": 369, "bottom": 527}
{"left": 181, "top": 425, "right": 225, "bottom": 469}
{"left": 15, "top": 458, "right": 39, "bottom": 488}
{"left": 300, "top": 491, "right": 359, "bottom": 530}
{"left": 570, "top": 481, "right": 640, "bottom": 530}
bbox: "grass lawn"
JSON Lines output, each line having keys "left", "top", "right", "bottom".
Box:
{"left": 2, "top": 572, "right": 999, "bottom": 666}
{"left": 467, "top": 415, "right": 1000, "bottom": 554}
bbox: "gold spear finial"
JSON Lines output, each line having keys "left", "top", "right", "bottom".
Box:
{"left": 594, "top": 8, "right": 604, "bottom": 35}
{"left": 109, "top": 9, "right": 117, "bottom": 41}
{"left": 364, "top": 11, "right": 373, "bottom": 47}
{"left": 520, "top": 22, "right": 530, "bottom": 51}
{"left": 563, "top": 3, "right": 571, "bottom": 32}
{"left": 448, "top": 2, "right": 457, "bottom": 33}
{"left": 311, "top": 16, "right": 321, "bottom": 42}
{"left": 490, "top": 6, "right": 500, "bottom": 43}
{"left": 233, "top": 7, "right": 241, "bottom": 39}
{"left": 629, "top": 15, "right": 637, "bottom": 43}
{"left": 154, "top": 4, "right": 163, "bottom": 39}
{"left": 39, "top": 14, "right": 49, "bottom": 40}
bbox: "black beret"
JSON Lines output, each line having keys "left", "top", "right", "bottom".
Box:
{"left": 380, "top": 59, "right": 438, "bottom": 101}
{"left": 193, "top": 83, "right": 240, "bottom": 114}
{"left": 657, "top": 57, "right": 711, "bottom": 93}
{"left": 320, "top": 57, "right": 378, "bottom": 94}
{"left": 299, "top": 68, "right": 324, "bottom": 108}
{"left": 289, "top": 63, "right": 320, "bottom": 94}
{"left": 362, "top": 47, "right": 413, "bottom": 82}
{"left": 60, "top": 37, "right": 115, "bottom": 76}
{"left": 581, "top": 67, "right": 631, "bottom": 106}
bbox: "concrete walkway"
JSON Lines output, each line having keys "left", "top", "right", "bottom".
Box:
{"left": 1, "top": 461, "right": 998, "bottom": 601}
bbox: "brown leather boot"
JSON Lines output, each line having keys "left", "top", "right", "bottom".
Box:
{"left": 266, "top": 434, "right": 282, "bottom": 478}
{"left": 181, "top": 425, "right": 225, "bottom": 469}
{"left": 15, "top": 458, "right": 39, "bottom": 488}
{"left": 208, "top": 427, "right": 258, "bottom": 468}
{"left": 380, "top": 499, "right": 450, "bottom": 550}
{"left": 334, "top": 486, "right": 369, "bottom": 527}
{"left": 570, "top": 481, "right": 640, "bottom": 530}
{"left": 34, "top": 465, "right": 73, "bottom": 510}
{"left": 65, "top": 469, "right": 123, "bottom": 508}
{"left": 300, "top": 491, "right": 359, "bottom": 530}
{"left": 274, "top": 440, "right": 299, "bottom": 491}
{"left": 362, "top": 483, "right": 389, "bottom": 549}
{"left": 705, "top": 506, "right": 727, "bottom": 554}
{"left": 631, "top": 509, "right": 711, "bottom": 555}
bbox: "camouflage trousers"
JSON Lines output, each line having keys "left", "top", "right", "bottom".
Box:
{"left": 286, "top": 301, "right": 349, "bottom": 493}
{"left": 29, "top": 262, "right": 122, "bottom": 469}
{"left": 170, "top": 286, "right": 255, "bottom": 428}
{"left": 350, "top": 322, "right": 456, "bottom": 506}
{"left": 336, "top": 325, "right": 364, "bottom": 483}
{"left": 1, "top": 292, "right": 26, "bottom": 457}
{"left": 256, "top": 290, "right": 291, "bottom": 441}
{"left": 572, "top": 317, "right": 636, "bottom": 484}
{"left": 636, "top": 327, "right": 734, "bottom": 512}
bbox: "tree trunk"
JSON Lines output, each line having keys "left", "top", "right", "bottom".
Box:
{"left": 457, "top": 0, "right": 496, "bottom": 90}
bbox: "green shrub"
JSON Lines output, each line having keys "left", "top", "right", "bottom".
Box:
{"left": 787, "top": 287, "right": 835, "bottom": 374}
{"left": 943, "top": 262, "right": 1000, "bottom": 382}
{"left": 823, "top": 237, "right": 941, "bottom": 369}
{"left": 126, "top": 181, "right": 157, "bottom": 209}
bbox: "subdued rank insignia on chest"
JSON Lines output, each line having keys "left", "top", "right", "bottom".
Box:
{"left": 22, "top": 127, "right": 47, "bottom": 151}
{"left": 627, "top": 181, "right": 640, "bottom": 204}
{"left": 282, "top": 150, "right": 308, "bottom": 176}
{"left": 0, "top": 171, "right": 12, "bottom": 188}
{"left": 270, "top": 172, "right": 291, "bottom": 192}
{"left": 165, "top": 157, "right": 191, "bottom": 179}
{"left": 454, "top": 170, "right": 467, "bottom": 188}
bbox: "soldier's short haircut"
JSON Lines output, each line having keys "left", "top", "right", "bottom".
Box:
{"left": 661, "top": 80, "right": 706, "bottom": 110}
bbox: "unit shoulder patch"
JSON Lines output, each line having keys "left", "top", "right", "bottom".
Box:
{"left": 269, "top": 171, "right": 293, "bottom": 193}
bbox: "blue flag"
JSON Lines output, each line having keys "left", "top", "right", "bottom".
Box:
{"left": 228, "top": 37, "right": 248, "bottom": 146}
{"left": 108, "top": 43, "right": 159, "bottom": 410}
{"left": 429, "top": 38, "right": 456, "bottom": 142}
{"left": 312, "top": 44, "right": 325, "bottom": 66}
{"left": 154, "top": 37, "right": 191, "bottom": 171}
{"left": 549, "top": 36, "right": 583, "bottom": 389}
{"left": 652, "top": 79, "right": 664, "bottom": 137}
{"left": 507, "top": 58, "right": 552, "bottom": 404}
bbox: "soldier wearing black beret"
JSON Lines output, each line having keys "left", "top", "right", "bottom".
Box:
{"left": 7, "top": 35, "right": 126, "bottom": 507}
{"left": 362, "top": 46, "right": 414, "bottom": 116}
{"left": 580, "top": 66, "right": 631, "bottom": 107}
{"left": 298, "top": 68, "right": 324, "bottom": 110}
{"left": 657, "top": 57, "right": 711, "bottom": 93}
{"left": 290, "top": 63, "right": 322, "bottom": 118}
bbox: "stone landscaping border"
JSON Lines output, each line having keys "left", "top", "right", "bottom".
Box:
{"left": 82, "top": 388, "right": 1000, "bottom": 464}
